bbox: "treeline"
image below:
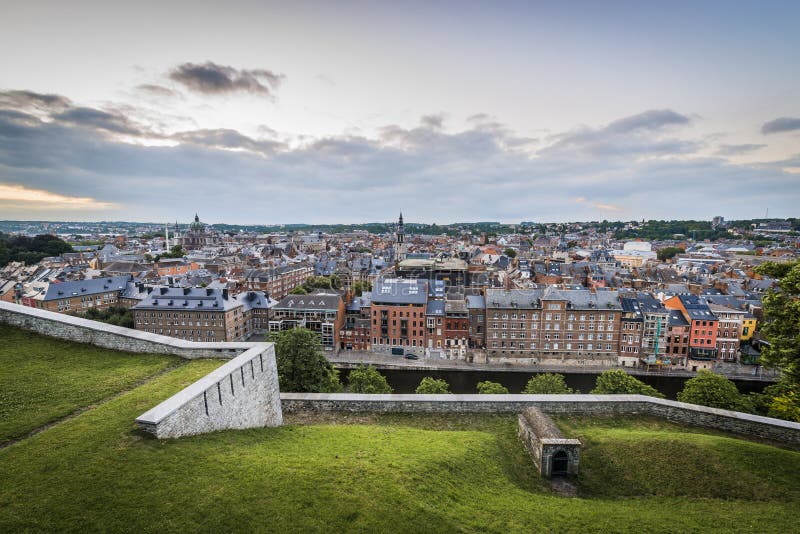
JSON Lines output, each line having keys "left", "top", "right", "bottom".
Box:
{"left": 615, "top": 220, "right": 734, "bottom": 241}
{"left": 0, "top": 233, "right": 73, "bottom": 267}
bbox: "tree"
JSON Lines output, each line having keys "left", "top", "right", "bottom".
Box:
{"left": 523, "top": 373, "right": 573, "bottom": 394}
{"left": 591, "top": 369, "right": 665, "bottom": 398}
{"left": 290, "top": 286, "right": 308, "bottom": 295}
{"left": 415, "top": 377, "right": 450, "bottom": 394}
{"left": 270, "top": 328, "right": 341, "bottom": 392}
{"left": 657, "top": 246, "right": 684, "bottom": 261}
{"left": 677, "top": 370, "right": 744, "bottom": 411}
{"left": 476, "top": 381, "right": 509, "bottom": 394}
{"left": 347, "top": 365, "right": 393, "bottom": 394}
{"left": 567, "top": 240, "right": 578, "bottom": 249}
{"left": 503, "top": 247, "right": 517, "bottom": 259}
{"left": 754, "top": 260, "right": 800, "bottom": 385}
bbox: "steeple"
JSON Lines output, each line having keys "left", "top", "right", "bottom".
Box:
{"left": 396, "top": 211, "right": 405, "bottom": 261}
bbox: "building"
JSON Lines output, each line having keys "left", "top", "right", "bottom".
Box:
{"left": 466, "top": 294, "right": 486, "bottom": 349}
{"left": 38, "top": 275, "right": 132, "bottom": 313}
{"left": 133, "top": 287, "right": 253, "bottom": 342}
{"left": 485, "top": 287, "right": 622, "bottom": 364}
{"left": 708, "top": 303, "right": 744, "bottom": 362}
{"left": 444, "top": 299, "right": 469, "bottom": 359}
{"left": 664, "top": 294, "right": 719, "bottom": 361}
{"left": 243, "top": 264, "right": 314, "bottom": 299}
{"left": 269, "top": 291, "right": 345, "bottom": 351}
{"left": 370, "top": 278, "right": 429, "bottom": 356}
{"left": 176, "top": 214, "right": 223, "bottom": 250}
{"left": 396, "top": 256, "right": 469, "bottom": 287}
{"left": 665, "top": 309, "right": 690, "bottom": 368}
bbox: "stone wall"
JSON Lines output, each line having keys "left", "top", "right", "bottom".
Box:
{"left": 280, "top": 393, "right": 800, "bottom": 445}
{"left": 0, "top": 301, "right": 248, "bottom": 358}
{"left": 1, "top": 301, "right": 283, "bottom": 438}
{"left": 136, "top": 344, "right": 282, "bottom": 438}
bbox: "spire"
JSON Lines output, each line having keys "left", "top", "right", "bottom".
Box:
{"left": 399, "top": 211, "right": 403, "bottom": 225}
{"left": 194, "top": 213, "right": 200, "bottom": 223}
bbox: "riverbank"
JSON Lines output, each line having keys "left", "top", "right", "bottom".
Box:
{"left": 327, "top": 350, "right": 779, "bottom": 383}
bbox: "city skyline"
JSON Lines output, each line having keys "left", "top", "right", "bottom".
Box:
{"left": 1, "top": 1, "right": 799, "bottom": 224}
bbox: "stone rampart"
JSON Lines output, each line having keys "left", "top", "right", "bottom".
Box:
{"left": 280, "top": 393, "right": 800, "bottom": 445}
{"left": 0, "top": 301, "right": 247, "bottom": 358}
{"left": 518, "top": 407, "right": 581, "bottom": 477}
{"left": 136, "top": 344, "right": 282, "bottom": 438}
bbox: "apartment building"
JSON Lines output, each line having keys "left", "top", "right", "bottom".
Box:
{"left": 370, "top": 278, "right": 429, "bottom": 356}
{"left": 270, "top": 291, "right": 345, "bottom": 351}
{"left": 133, "top": 287, "right": 261, "bottom": 342}
{"left": 485, "top": 287, "right": 622, "bottom": 363}
{"left": 708, "top": 303, "right": 744, "bottom": 362}
{"left": 243, "top": 264, "right": 314, "bottom": 300}
{"left": 664, "top": 294, "right": 719, "bottom": 361}
{"left": 38, "top": 275, "right": 132, "bottom": 313}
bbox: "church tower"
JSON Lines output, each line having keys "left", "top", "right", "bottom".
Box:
{"left": 396, "top": 211, "right": 405, "bottom": 261}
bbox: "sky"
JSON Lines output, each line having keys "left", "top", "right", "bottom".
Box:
{"left": 0, "top": 0, "right": 799, "bottom": 225}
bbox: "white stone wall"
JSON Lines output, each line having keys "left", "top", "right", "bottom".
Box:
{"left": 136, "top": 345, "right": 282, "bottom": 438}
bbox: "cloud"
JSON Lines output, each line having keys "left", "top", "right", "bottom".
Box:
{"left": 542, "top": 109, "right": 697, "bottom": 158}
{"left": 761, "top": 117, "right": 800, "bottom": 134}
{"left": 53, "top": 107, "right": 143, "bottom": 136}
{"left": 172, "top": 128, "right": 285, "bottom": 154}
{"left": 0, "top": 90, "right": 72, "bottom": 112}
{"left": 715, "top": 143, "right": 766, "bottom": 156}
{"left": 168, "top": 61, "right": 284, "bottom": 97}
{"left": 0, "top": 94, "right": 798, "bottom": 223}
{"left": 420, "top": 114, "right": 445, "bottom": 129}
{"left": 136, "top": 84, "right": 180, "bottom": 98}
{"left": 0, "top": 183, "right": 118, "bottom": 210}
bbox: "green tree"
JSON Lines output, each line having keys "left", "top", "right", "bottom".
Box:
{"left": 567, "top": 240, "right": 578, "bottom": 249}
{"left": 523, "top": 373, "right": 573, "bottom": 394}
{"left": 290, "top": 286, "right": 308, "bottom": 295}
{"left": 591, "top": 369, "right": 665, "bottom": 398}
{"left": 767, "top": 391, "right": 800, "bottom": 422}
{"left": 476, "top": 381, "right": 509, "bottom": 394}
{"left": 347, "top": 365, "right": 393, "bottom": 394}
{"left": 677, "top": 370, "right": 745, "bottom": 411}
{"left": 415, "top": 376, "right": 450, "bottom": 394}
{"left": 503, "top": 248, "right": 517, "bottom": 259}
{"left": 270, "top": 328, "right": 341, "bottom": 392}
{"left": 754, "top": 260, "right": 800, "bottom": 385}
{"left": 657, "top": 246, "right": 684, "bottom": 261}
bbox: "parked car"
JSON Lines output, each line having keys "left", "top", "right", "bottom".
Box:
{"left": 404, "top": 354, "right": 419, "bottom": 360}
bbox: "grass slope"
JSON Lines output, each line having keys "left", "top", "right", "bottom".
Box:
{"left": 0, "top": 324, "right": 180, "bottom": 443}
{"left": 0, "top": 358, "right": 797, "bottom": 533}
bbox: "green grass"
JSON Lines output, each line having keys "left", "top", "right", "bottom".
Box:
{"left": 0, "top": 324, "right": 180, "bottom": 443}
{"left": 0, "top": 355, "right": 798, "bottom": 533}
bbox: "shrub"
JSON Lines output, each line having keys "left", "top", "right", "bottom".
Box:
{"left": 347, "top": 365, "right": 393, "bottom": 394}
{"left": 677, "top": 370, "right": 745, "bottom": 411}
{"left": 415, "top": 377, "right": 450, "bottom": 394}
{"left": 476, "top": 381, "right": 509, "bottom": 394}
{"left": 591, "top": 369, "right": 664, "bottom": 398}
{"left": 523, "top": 373, "right": 573, "bottom": 394}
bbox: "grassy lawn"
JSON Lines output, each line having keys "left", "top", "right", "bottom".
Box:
{"left": 0, "top": 357, "right": 798, "bottom": 533}
{"left": 0, "top": 324, "right": 181, "bottom": 444}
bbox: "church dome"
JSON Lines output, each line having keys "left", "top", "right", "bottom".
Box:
{"left": 189, "top": 214, "right": 205, "bottom": 232}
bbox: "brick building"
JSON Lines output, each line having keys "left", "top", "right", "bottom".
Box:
{"left": 485, "top": 287, "right": 622, "bottom": 363}
{"left": 133, "top": 287, "right": 269, "bottom": 342}
{"left": 243, "top": 264, "right": 314, "bottom": 300}
{"left": 371, "top": 278, "right": 428, "bottom": 356}
{"left": 664, "top": 294, "right": 719, "bottom": 361}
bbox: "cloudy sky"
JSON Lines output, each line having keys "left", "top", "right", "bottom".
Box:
{"left": 1, "top": 0, "right": 799, "bottom": 224}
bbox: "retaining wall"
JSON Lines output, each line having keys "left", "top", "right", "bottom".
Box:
{"left": 0, "top": 301, "right": 248, "bottom": 358}
{"left": 280, "top": 393, "right": 800, "bottom": 445}
{"left": 136, "top": 344, "right": 282, "bottom": 438}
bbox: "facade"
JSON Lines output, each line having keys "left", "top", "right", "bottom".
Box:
{"left": 243, "top": 264, "right": 314, "bottom": 300}
{"left": 665, "top": 309, "right": 690, "bottom": 368}
{"left": 270, "top": 292, "right": 345, "bottom": 351}
{"left": 485, "top": 287, "right": 622, "bottom": 363}
{"left": 133, "top": 287, "right": 264, "bottom": 342}
{"left": 466, "top": 294, "right": 486, "bottom": 349}
{"left": 708, "top": 303, "right": 744, "bottom": 362}
{"left": 38, "top": 275, "right": 132, "bottom": 313}
{"left": 664, "top": 294, "right": 719, "bottom": 361}
{"left": 176, "top": 214, "right": 223, "bottom": 250}
{"left": 444, "top": 299, "right": 469, "bottom": 359}
{"left": 370, "top": 278, "right": 428, "bottom": 356}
